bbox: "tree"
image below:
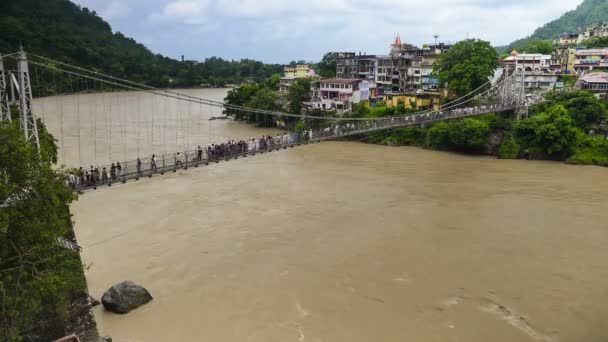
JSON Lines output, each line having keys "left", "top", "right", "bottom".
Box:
{"left": 0, "top": 120, "right": 84, "bottom": 340}
{"left": 582, "top": 36, "right": 608, "bottom": 48}
{"left": 564, "top": 96, "right": 608, "bottom": 130}
{"left": 448, "top": 118, "right": 491, "bottom": 152}
{"left": 317, "top": 52, "right": 338, "bottom": 78}
{"left": 513, "top": 39, "right": 555, "bottom": 54}
{"left": 286, "top": 78, "right": 312, "bottom": 114}
{"left": 433, "top": 39, "right": 499, "bottom": 98}
{"left": 244, "top": 88, "right": 279, "bottom": 126}
{"left": 426, "top": 121, "right": 452, "bottom": 149}
{"left": 264, "top": 74, "right": 282, "bottom": 90}
{"left": 515, "top": 105, "right": 582, "bottom": 158}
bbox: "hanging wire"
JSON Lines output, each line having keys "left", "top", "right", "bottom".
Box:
{"left": 163, "top": 93, "right": 167, "bottom": 155}
{"left": 137, "top": 92, "right": 141, "bottom": 158}
{"left": 109, "top": 89, "right": 113, "bottom": 163}
{"left": 150, "top": 92, "right": 155, "bottom": 157}
{"left": 33, "top": 64, "right": 45, "bottom": 123}
{"left": 122, "top": 93, "right": 127, "bottom": 162}
{"left": 175, "top": 97, "right": 179, "bottom": 150}
{"left": 93, "top": 79, "right": 98, "bottom": 165}
{"left": 58, "top": 72, "right": 65, "bottom": 163}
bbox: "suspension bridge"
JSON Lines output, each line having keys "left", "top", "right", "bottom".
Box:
{"left": 0, "top": 49, "right": 534, "bottom": 192}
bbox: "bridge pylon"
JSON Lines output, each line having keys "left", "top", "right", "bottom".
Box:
{"left": 15, "top": 49, "right": 40, "bottom": 150}
{"left": 0, "top": 54, "right": 11, "bottom": 122}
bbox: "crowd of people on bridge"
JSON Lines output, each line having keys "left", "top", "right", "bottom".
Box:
{"left": 67, "top": 131, "right": 315, "bottom": 189}
{"left": 67, "top": 101, "right": 532, "bottom": 190}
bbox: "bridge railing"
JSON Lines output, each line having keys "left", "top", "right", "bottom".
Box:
{"left": 67, "top": 101, "right": 528, "bottom": 192}
{"left": 67, "top": 132, "right": 310, "bottom": 191}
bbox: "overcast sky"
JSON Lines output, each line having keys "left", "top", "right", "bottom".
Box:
{"left": 71, "top": 0, "right": 583, "bottom": 64}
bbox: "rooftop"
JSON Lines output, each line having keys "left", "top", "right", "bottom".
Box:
{"left": 319, "top": 78, "right": 360, "bottom": 84}
{"left": 580, "top": 72, "right": 608, "bottom": 84}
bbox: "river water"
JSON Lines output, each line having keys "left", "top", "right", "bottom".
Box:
{"left": 34, "top": 88, "right": 279, "bottom": 167}
{"left": 56, "top": 90, "right": 608, "bottom": 341}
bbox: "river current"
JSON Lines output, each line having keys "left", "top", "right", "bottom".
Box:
{"left": 38, "top": 89, "right": 608, "bottom": 342}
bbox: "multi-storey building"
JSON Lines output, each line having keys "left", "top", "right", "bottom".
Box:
{"left": 279, "top": 65, "right": 316, "bottom": 95}
{"left": 336, "top": 52, "right": 358, "bottom": 79}
{"left": 559, "top": 33, "right": 581, "bottom": 47}
{"left": 573, "top": 48, "right": 608, "bottom": 74}
{"left": 500, "top": 50, "right": 559, "bottom": 92}
{"left": 306, "top": 78, "right": 360, "bottom": 112}
{"left": 330, "top": 36, "right": 451, "bottom": 110}
{"left": 580, "top": 22, "right": 608, "bottom": 42}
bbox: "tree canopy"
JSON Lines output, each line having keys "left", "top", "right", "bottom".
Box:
{"left": 433, "top": 39, "right": 499, "bottom": 98}
{"left": 317, "top": 52, "right": 338, "bottom": 78}
{"left": 1, "top": 120, "right": 85, "bottom": 340}
{"left": 0, "top": 0, "right": 282, "bottom": 87}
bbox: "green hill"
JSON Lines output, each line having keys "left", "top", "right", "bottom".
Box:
{"left": 500, "top": 0, "right": 608, "bottom": 53}
{"left": 0, "top": 0, "right": 282, "bottom": 87}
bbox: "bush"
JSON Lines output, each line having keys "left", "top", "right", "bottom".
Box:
{"left": 567, "top": 136, "right": 608, "bottom": 166}
{"left": 448, "top": 118, "right": 491, "bottom": 152}
{"left": 426, "top": 121, "right": 452, "bottom": 150}
{"left": 384, "top": 127, "right": 427, "bottom": 146}
{"left": 499, "top": 135, "right": 521, "bottom": 159}
{"left": 515, "top": 105, "right": 582, "bottom": 159}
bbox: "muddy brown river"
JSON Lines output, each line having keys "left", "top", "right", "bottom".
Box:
{"left": 41, "top": 90, "right": 608, "bottom": 341}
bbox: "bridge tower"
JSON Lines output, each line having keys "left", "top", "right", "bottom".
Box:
{"left": 0, "top": 54, "right": 11, "bottom": 122}
{"left": 16, "top": 49, "right": 40, "bottom": 150}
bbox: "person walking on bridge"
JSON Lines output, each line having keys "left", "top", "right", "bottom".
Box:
{"left": 151, "top": 154, "right": 158, "bottom": 173}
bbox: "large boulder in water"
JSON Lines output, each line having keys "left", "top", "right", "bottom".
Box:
{"left": 101, "top": 281, "right": 153, "bottom": 314}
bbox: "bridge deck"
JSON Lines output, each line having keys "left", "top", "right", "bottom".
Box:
{"left": 71, "top": 102, "right": 521, "bottom": 192}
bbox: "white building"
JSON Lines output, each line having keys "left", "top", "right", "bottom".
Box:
{"left": 500, "top": 50, "right": 559, "bottom": 92}
{"left": 305, "top": 78, "right": 360, "bottom": 112}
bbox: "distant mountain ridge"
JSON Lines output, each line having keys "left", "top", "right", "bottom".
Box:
{"left": 501, "top": 0, "right": 608, "bottom": 52}
{"left": 0, "top": 0, "right": 282, "bottom": 87}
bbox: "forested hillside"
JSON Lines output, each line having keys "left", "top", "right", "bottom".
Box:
{"left": 501, "top": 0, "right": 608, "bottom": 52}
{"left": 0, "top": 0, "right": 282, "bottom": 87}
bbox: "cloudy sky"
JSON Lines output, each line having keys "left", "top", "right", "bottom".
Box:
{"left": 71, "top": 0, "right": 583, "bottom": 64}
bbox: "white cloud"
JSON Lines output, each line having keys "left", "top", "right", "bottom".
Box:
{"left": 149, "top": 0, "right": 210, "bottom": 24}
{"left": 72, "top": 0, "right": 585, "bottom": 62}
{"left": 101, "top": 0, "right": 131, "bottom": 19}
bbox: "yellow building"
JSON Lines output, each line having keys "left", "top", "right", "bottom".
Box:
{"left": 283, "top": 65, "right": 315, "bottom": 78}
{"left": 567, "top": 48, "right": 577, "bottom": 73}
{"left": 384, "top": 92, "right": 443, "bottom": 111}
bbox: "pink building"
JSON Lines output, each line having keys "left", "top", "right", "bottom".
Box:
{"left": 306, "top": 78, "right": 360, "bottom": 112}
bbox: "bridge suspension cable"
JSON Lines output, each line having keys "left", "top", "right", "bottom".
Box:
{"left": 21, "top": 52, "right": 514, "bottom": 123}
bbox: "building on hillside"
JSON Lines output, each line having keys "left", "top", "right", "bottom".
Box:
{"left": 279, "top": 65, "right": 316, "bottom": 95}
{"left": 572, "top": 48, "right": 608, "bottom": 74}
{"left": 580, "top": 22, "right": 608, "bottom": 42}
{"left": 331, "top": 35, "right": 451, "bottom": 108}
{"left": 576, "top": 72, "right": 608, "bottom": 97}
{"left": 336, "top": 52, "right": 359, "bottom": 79}
{"left": 500, "top": 50, "right": 559, "bottom": 92}
{"left": 559, "top": 33, "right": 581, "bottom": 47}
{"left": 284, "top": 64, "right": 315, "bottom": 78}
{"left": 305, "top": 78, "right": 360, "bottom": 112}
{"left": 551, "top": 47, "right": 577, "bottom": 74}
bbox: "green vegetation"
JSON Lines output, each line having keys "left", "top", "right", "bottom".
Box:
{"left": 0, "top": 119, "right": 86, "bottom": 340}
{"left": 509, "top": 39, "right": 555, "bottom": 54}
{"left": 433, "top": 39, "right": 499, "bottom": 98}
{"left": 286, "top": 78, "right": 313, "bottom": 114}
{"left": 317, "top": 53, "right": 338, "bottom": 78}
{"left": 582, "top": 36, "right": 608, "bottom": 48}
{"left": 568, "top": 136, "right": 608, "bottom": 166}
{"left": 0, "top": 0, "right": 282, "bottom": 88}
{"left": 370, "top": 91, "right": 608, "bottom": 167}
{"left": 504, "top": 0, "right": 608, "bottom": 52}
